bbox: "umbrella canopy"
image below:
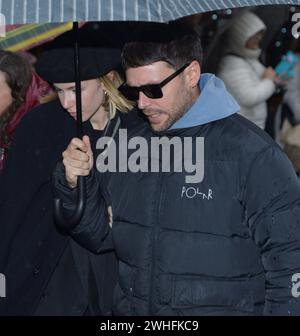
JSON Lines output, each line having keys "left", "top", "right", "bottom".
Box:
{"left": 0, "top": 0, "right": 299, "bottom": 25}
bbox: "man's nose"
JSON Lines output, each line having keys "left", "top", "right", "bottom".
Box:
{"left": 138, "top": 91, "right": 151, "bottom": 110}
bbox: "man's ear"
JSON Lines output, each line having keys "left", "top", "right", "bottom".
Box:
{"left": 186, "top": 60, "right": 201, "bottom": 88}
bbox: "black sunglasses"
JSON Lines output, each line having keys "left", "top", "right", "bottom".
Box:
{"left": 118, "top": 63, "right": 190, "bottom": 101}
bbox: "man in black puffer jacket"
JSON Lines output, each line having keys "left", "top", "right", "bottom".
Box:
{"left": 54, "top": 24, "right": 300, "bottom": 315}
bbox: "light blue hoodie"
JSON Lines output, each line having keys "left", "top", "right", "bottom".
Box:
{"left": 169, "top": 73, "right": 240, "bottom": 130}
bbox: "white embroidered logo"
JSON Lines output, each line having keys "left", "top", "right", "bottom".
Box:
{"left": 181, "top": 186, "right": 213, "bottom": 200}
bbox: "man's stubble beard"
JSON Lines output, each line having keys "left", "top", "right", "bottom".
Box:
{"left": 150, "top": 86, "right": 195, "bottom": 132}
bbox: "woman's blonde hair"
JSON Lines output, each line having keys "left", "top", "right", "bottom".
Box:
{"left": 100, "top": 70, "right": 135, "bottom": 119}
{"left": 40, "top": 70, "right": 135, "bottom": 120}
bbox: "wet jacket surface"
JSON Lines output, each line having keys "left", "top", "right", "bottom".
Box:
{"left": 54, "top": 74, "right": 300, "bottom": 316}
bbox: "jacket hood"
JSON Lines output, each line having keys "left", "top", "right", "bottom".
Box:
{"left": 224, "top": 11, "right": 266, "bottom": 59}
{"left": 169, "top": 73, "right": 240, "bottom": 130}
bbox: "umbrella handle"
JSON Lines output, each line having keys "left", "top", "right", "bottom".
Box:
{"left": 54, "top": 175, "right": 86, "bottom": 230}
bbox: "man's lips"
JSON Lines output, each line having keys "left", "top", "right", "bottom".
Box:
{"left": 144, "top": 112, "right": 164, "bottom": 124}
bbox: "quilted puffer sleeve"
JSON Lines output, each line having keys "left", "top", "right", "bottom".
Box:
{"left": 243, "top": 145, "right": 300, "bottom": 315}
{"left": 53, "top": 162, "right": 113, "bottom": 253}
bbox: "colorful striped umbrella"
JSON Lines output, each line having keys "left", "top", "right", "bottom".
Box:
{"left": 0, "top": 22, "right": 76, "bottom": 52}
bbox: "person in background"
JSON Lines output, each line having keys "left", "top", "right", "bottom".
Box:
{"left": 0, "top": 50, "right": 51, "bottom": 172}
{"left": 278, "top": 41, "right": 300, "bottom": 176}
{"left": 281, "top": 40, "right": 300, "bottom": 126}
{"left": 218, "top": 11, "right": 279, "bottom": 130}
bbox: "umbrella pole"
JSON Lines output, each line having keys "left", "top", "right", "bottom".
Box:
{"left": 54, "top": 21, "right": 86, "bottom": 230}
{"left": 73, "top": 21, "right": 83, "bottom": 138}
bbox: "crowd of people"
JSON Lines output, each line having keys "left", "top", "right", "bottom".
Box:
{"left": 1, "top": 9, "right": 300, "bottom": 316}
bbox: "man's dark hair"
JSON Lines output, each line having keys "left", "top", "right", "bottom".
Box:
{"left": 121, "top": 23, "right": 203, "bottom": 71}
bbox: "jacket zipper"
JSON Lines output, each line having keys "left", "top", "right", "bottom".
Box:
{"left": 148, "top": 171, "right": 164, "bottom": 315}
